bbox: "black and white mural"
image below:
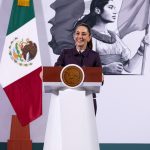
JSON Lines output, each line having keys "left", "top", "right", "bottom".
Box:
{"left": 49, "top": 0, "right": 150, "bottom": 75}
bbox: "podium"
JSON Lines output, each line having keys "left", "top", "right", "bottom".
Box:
{"left": 43, "top": 66, "right": 103, "bottom": 150}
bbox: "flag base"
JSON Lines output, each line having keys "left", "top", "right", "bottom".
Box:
{"left": 7, "top": 115, "right": 32, "bottom": 150}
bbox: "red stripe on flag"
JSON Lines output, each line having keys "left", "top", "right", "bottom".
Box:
{"left": 4, "top": 67, "right": 42, "bottom": 126}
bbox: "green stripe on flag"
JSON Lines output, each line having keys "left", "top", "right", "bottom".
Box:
{"left": 7, "top": 0, "right": 34, "bottom": 35}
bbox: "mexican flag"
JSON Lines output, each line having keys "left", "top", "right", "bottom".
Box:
{"left": 0, "top": 0, "right": 42, "bottom": 126}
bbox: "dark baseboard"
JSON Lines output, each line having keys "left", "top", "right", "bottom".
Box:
{"left": 0, "top": 143, "right": 44, "bottom": 150}
{"left": 100, "top": 144, "right": 150, "bottom": 150}
{"left": 1, "top": 142, "right": 150, "bottom": 150}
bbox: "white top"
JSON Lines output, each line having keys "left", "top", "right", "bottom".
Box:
{"left": 92, "top": 33, "right": 131, "bottom": 62}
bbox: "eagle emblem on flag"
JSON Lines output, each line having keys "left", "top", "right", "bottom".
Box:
{"left": 9, "top": 37, "right": 37, "bottom": 66}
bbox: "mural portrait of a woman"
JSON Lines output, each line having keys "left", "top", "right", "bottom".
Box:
{"left": 49, "top": 0, "right": 149, "bottom": 75}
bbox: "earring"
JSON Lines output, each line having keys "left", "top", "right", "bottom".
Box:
{"left": 95, "top": 7, "right": 100, "bottom": 14}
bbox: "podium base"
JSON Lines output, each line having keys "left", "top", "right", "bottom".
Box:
{"left": 44, "top": 89, "right": 99, "bottom": 150}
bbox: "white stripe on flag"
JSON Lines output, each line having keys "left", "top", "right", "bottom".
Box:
{"left": 0, "top": 18, "right": 41, "bottom": 87}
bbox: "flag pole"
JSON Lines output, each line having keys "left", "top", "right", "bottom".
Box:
{"left": 141, "top": 24, "right": 149, "bottom": 75}
{"left": 141, "top": 3, "right": 150, "bottom": 75}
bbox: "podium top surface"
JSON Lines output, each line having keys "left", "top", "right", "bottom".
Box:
{"left": 43, "top": 66, "right": 103, "bottom": 82}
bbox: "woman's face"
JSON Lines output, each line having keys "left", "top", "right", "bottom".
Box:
{"left": 100, "top": 0, "right": 117, "bottom": 23}
{"left": 74, "top": 26, "right": 91, "bottom": 50}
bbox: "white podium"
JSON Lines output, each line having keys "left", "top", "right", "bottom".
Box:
{"left": 43, "top": 66, "right": 103, "bottom": 150}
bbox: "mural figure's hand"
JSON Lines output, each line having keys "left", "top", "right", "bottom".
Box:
{"left": 103, "top": 62, "right": 123, "bottom": 74}
{"left": 138, "top": 34, "right": 150, "bottom": 56}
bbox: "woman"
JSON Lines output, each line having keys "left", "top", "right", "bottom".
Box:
{"left": 76, "top": 0, "right": 149, "bottom": 74}
{"left": 55, "top": 23, "right": 102, "bottom": 114}
{"left": 55, "top": 23, "right": 101, "bottom": 68}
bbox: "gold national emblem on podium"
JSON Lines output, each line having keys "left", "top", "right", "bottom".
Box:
{"left": 60, "top": 64, "right": 84, "bottom": 88}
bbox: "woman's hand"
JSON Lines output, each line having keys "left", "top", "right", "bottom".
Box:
{"left": 39, "top": 68, "right": 43, "bottom": 80}
{"left": 103, "top": 62, "right": 123, "bottom": 74}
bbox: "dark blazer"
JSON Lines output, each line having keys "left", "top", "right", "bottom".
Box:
{"left": 55, "top": 47, "right": 102, "bottom": 115}
{"left": 55, "top": 47, "right": 101, "bottom": 67}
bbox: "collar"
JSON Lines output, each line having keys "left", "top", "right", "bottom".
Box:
{"left": 91, "top": 29, "right": 116, "bottom": 44}
{"left": 76, "top": 48, "right": 85, "bottom": 53}
{"left": 73, "top": 47, "right": 90, "bottom": 57}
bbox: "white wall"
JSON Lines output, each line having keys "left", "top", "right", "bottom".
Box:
{"left": 41, "top": 0, "right": 150, "bottom": 143}
{"left": 0, "top": 0, "right": 150, "bottom": 143}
